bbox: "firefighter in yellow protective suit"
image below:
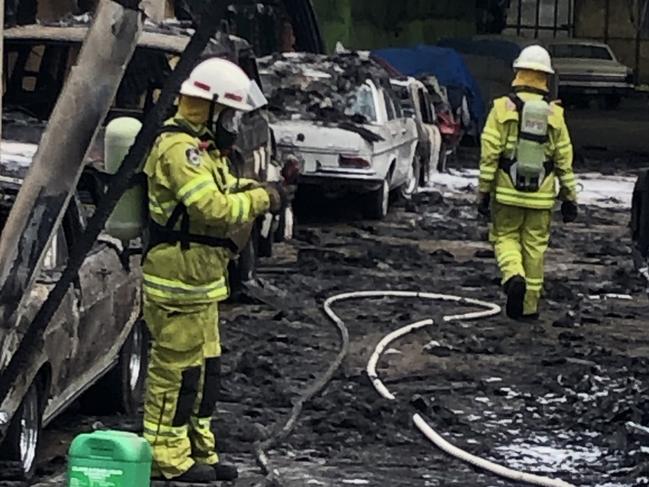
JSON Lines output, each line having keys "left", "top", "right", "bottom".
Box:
{"left": 142, "top": 58, "right": 288, "bottom": 483}
{"left": 477, "top": 45, "right": 579, "bottom": 321}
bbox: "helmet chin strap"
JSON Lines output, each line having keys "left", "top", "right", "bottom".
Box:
{"left": 208, "top": 94, "right": 224, "bottom": 134}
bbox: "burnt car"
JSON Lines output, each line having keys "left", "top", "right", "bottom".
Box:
{"left": 0, "top": 142, "right": 145, "bottom": 479}
{"left": 1, "top": 22, "right": 283, "bottom": 289}
{"left": 0, "top": 22, "right": 275, "bottom": 478}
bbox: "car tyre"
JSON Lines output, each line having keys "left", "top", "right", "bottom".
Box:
{"left": 81, "top": 321, "right": 148, "bottom": 415}
{"left": 399, "top": 154, "right": 420, "bottom": 200}
{"left": 437, "top": 143, "right": 449, "bottom": 173}
{"left": 632, "top": 169, "right": 649, "bottom": 267}
{"left": 365, "top": 178, "right": 390, "bottom": 220}
{"left": 1, "top": 381, "right": 42, "bottom": 479}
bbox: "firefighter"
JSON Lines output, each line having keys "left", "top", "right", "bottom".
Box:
{"left": 477, "top": 45, "right": 578, "bottom": 321}
{"left": 141, "top": 58, "right": 288, "bottom": 483}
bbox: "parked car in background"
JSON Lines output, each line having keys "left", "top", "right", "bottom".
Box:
{"left": 260, "top": 53, "right": 419, "bottom": 219}
{"left": 547, "top": 39, "right": 634, "bottom": 109}
{"left": 391, "top": 77, "right": 442, "bottom": 188}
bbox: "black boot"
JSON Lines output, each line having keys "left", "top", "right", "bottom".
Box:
{"left": 504, "top": 276, "right": 526, "bottom": 320}
{"left": 521, "top": 312, "right": 540, "bottom": 322}
{"left": 212, "top": 462, "right": 238, "bottom": 481}
{"left": 152, "top": 464, "right": 216, "bottom": 483}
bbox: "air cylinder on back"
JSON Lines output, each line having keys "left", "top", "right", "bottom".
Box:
{"left": 105, "top": 117, "right": 144, "bottom": 242}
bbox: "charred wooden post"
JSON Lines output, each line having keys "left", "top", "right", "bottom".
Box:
{"left": 0, "top": 0, "right": 143, "bottom": 328}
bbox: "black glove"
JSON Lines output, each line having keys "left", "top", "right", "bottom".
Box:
{"left": 561, "top": 201, "right": 578, "bottom": 223}
{"left": 477, "top": 193, "right": 491, "bottom": 218}
{"left": 263, "top": 182, "right": 290, "bottom": 215}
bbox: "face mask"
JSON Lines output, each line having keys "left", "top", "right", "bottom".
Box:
{"left": 213, "top": 108, "right": 243, "bottom": 151}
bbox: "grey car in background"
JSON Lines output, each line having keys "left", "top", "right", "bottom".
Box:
{"left": 547, "top": 39, "right": 634, "bottom": 109}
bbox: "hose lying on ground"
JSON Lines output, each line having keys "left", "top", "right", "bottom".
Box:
{"left": 325, "top": 290, "right": 575, "bottom": 487}
{"left": 252, "top": 295, "right": 350, "bottom": 486}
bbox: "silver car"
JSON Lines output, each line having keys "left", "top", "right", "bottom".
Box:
{"left": 547, "top": 39, "right": 634, "bottom": 109}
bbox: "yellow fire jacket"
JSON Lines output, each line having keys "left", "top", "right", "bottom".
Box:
{"left": 479, "top": 91, "right": 578, "bottom": 209}
{"left": 142, "top": 116, "right": 270, "bottom": 305}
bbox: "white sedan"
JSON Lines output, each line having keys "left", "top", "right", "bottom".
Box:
{"left": 271, "top": 79, "right": 419, "bottom": 219}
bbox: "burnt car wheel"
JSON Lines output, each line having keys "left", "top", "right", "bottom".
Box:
{"left": 1, "top": 381, "right": 42, "bottom": 479}
{"left": 81, "top": 321, "right": 148, "bottom": 416}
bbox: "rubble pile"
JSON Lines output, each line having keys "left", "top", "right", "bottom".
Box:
{"left": 258, "top": 52, "right": 394, "bottom": 124}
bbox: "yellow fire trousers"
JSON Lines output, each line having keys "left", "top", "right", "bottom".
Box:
{"left": 490, "top": 202, "right": 552, "bottom": 315}
{"left": 142, "top": 299, "right": 222, "bottom": 479}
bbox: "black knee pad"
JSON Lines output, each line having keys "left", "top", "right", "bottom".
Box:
{"left": 198, "top": 357, "right": 221, "bottom": 418}
{"left": 173, "top": 366, "right": 201, "bottom": 427}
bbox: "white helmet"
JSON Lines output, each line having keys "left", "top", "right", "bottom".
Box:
{"left": 180, "top": 57, "right": 255, "bottom": 112}
{"left": 513, "top": 45, "right": 555, "bottom": 74}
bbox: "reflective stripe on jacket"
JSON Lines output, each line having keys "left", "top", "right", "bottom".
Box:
{"left": 142, "top": 116, "right": 270, "bottom": 305}
{"left": 479, "top": 92, "right": 577, "bottom": 210}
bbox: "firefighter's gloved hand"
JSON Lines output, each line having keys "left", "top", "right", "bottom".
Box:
{"left": 561, "top": 201, "right": 578, "bottom": 223}
{"left": 477, "top": 192, "right": 491, "bottom": 219}
{"left": 263, "top": 182, "right": 288, "bottom": 214}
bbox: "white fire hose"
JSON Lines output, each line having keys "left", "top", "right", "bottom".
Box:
{"left": 324, "top": 290, "right": 576, "bottom": 487}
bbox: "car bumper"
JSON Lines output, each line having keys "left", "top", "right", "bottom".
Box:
{"left": 299, "top": 168, "right": 384, "bottom": 193}
{"left": 558, "top": 81, "right": 634, "bottom": 96}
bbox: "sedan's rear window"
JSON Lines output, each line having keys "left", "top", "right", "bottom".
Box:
{"left": 345, "top": 84, "right": 377, "bottom": 123}
{"left": 550, "top": 44, "right": 613, "bottom": 60}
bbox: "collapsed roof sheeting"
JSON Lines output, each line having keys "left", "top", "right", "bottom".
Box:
{"left": 258, "top": 52, "right": 394, "bottom": 127}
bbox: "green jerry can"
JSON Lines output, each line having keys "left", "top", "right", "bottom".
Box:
{"left": 67, "top": 430, "right": 152, "bottom": 487}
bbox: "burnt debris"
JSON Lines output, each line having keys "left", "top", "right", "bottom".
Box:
{"left": 258, "top": 52, "right": 395, "bottom": 127}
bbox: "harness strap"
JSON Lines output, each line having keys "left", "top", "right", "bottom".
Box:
{"left": 499, "top": 157, "right": 555, "bottom": 174}
{"left": 145, "top": 124, "right": 239, "bottom": 254}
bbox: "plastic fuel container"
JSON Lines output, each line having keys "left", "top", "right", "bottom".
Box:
{"left": 67, "top": 430, "right": 152, "bottom": 487}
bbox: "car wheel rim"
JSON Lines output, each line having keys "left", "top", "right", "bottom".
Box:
{"left": 128, "top": 325, "right": 143, "bottom": 392}
{"left": 19, "top": 387, "right": 39, "bottom": 474}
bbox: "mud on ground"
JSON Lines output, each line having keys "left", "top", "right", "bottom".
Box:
{"left": 22, "top": 180, "right": 649, "bottom": 487}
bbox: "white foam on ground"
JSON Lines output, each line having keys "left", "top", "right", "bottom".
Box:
{"left": 423, "top": 169, "right": 636, "bottom": 209}
{"left": 493, "top": 433, "right": 624, "bottom": 486}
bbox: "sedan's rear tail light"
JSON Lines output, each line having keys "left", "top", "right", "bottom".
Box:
{"left": 339, "top": 155, "right": 371, "bottom": 169}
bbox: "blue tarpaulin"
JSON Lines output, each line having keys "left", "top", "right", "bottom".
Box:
{"left": 372, "top": 45, "right": 486, "bottom": 128}
{"left": 437, "top": 37, "right": 523, "bottom": 65}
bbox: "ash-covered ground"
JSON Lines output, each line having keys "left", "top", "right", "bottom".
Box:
{"left": 22, "top": 165, "right": 649, "bottom": 487}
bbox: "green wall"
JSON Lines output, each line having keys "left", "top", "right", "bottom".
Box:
{"left": 312, "top": 0, "right": 478, "bottom": 52}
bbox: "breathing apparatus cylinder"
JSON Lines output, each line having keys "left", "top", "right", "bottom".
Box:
{"left": 514, "top": 99, "right": 550, "bottom": 191}
{"left": 105, "top": 117, "right": 144, "bottom": 242}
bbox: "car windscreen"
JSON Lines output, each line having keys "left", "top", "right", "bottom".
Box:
{"left": 345, "top": 84, "right": 378, "bottom": 123}
{"left": 550, "top": 44, "right": 613, "bottom": 60}
{"left": 3, "top": 40, "right": 175, "bottom": 121}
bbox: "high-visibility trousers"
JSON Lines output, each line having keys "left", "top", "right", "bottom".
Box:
{"left": 142, "top": 299, "right": 222, "bottom": 479}
{"left": 490, "top": 201, "right": 552, "bottom": 315}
